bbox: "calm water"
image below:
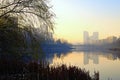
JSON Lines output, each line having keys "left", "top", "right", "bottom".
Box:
{"left": 45, "top": 50, "right": 120, "bottom": 80}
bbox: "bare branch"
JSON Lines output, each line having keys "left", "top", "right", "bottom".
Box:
{"left": 0, "top": 0, "right": 54, "bottom": 34}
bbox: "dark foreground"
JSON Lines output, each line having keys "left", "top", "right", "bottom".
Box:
{"left": 0, "top": 59, "right": 99, "bottom": 80}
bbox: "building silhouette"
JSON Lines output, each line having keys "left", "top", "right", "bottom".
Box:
{"left": 92, "top": 32, "right": 99, "bottom": 40}
{"left": 83, "top": 31, "right": 99, "bottom": 44}
{"left": 83, "top": 31, "right": 89, "bottom": 44}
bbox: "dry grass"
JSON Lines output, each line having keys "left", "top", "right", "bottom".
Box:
{"left": 0, "top": 59, "right": 99, "bottom": 80}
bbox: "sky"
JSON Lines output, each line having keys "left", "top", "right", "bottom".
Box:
{"left": 51, "top": 0, "right": 120, "bottom": 43}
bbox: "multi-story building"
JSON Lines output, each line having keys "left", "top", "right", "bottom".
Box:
{"left": 83, "top": 31, "right": 89, "bottom": 44}
{"left": 83, "top": 31, "right": 99, "bottom": 44}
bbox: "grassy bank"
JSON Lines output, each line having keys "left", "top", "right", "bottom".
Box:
{"left": 0, "top": 59, "right": 99, "bottom": 80}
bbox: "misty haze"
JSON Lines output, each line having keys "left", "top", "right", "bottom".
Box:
{"left": 0, "top": 0, "right": 120, "bottom": 80}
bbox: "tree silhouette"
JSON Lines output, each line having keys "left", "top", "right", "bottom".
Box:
{"left": 0, "top": 0, "right": 54, "bottom": 60}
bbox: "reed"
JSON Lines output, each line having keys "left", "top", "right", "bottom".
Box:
{"left": 0, "top": 59, "right": 99, "bottom": 80}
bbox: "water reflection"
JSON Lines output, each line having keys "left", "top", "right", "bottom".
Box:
{"left": 45, "top": 50, "right": 120, "bottom": 80}
{"left": 84, "top": 52, "right": 99, "bottom": 65}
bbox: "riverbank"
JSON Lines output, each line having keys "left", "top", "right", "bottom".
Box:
{"left": 109, "top": 47, "right": 120, "bottom": 51}
{"left": 0, "top": 59, "right": 99, "bottom": 80}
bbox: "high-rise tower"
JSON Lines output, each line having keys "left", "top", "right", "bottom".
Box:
{"left": 83, "top": 31, "right": 89, "bottom": 44}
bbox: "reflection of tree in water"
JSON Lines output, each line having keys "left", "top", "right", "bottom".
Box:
{"left": 83, "top": 51, "right": 120, "bottom": 65}
{"left": 106, "top": 52, "right": 120, "bottom": 60}
{"left": 99, "top": 52, "right": 120, "bottom": 60}
{"left": 83, "top": 52, "right": 120, "bottom": 63}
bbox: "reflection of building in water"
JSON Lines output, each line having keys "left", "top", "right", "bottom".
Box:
{"left": 84, "top": 52, "right": 99, "bottom": 65}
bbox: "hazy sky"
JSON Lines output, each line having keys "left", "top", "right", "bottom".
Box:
{"left": 51, "top": 0, "right": 120, "bottom": 43}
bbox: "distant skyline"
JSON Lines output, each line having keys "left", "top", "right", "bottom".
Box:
{"left": 51, "top": 0, "right": 120, "bottom": 43}
{"left": 84, "top": 31, "right": 99, "bottom": 44}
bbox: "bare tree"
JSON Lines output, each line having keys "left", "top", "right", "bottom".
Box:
{"left": 0, "top": 0, "right": 55, "bottom": 58}
{"left": 0, "top": 0, "right": 54, "bottom": 32}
